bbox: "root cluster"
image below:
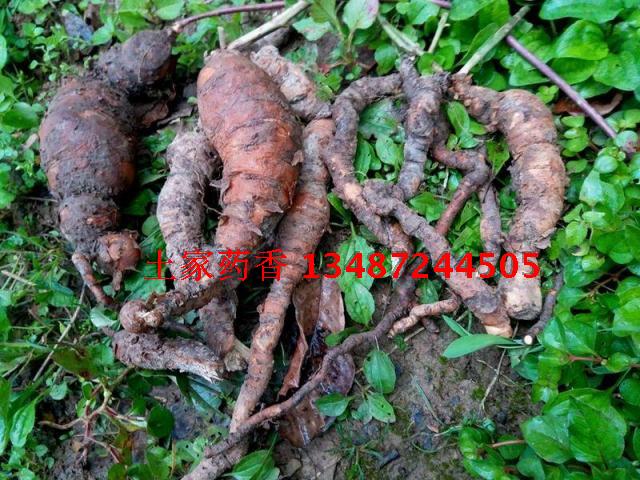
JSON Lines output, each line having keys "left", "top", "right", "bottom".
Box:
{"left": 48, "top": 38, "right": 565, "bottom": 478}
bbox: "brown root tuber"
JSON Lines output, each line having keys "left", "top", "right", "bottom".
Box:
{"left": 450, "top": 74, "right": 566, "bottom": 320}
{"left": 389, "top": 295, "right": 460, "bottom": 337}
{"left": 363, "top": 180, "right": 512, "bottom": 337}
{"left": 120, "top": 49, "right": 303, "bottom": 329}
{"left": 250, "top": 46, "right": 331, "bottom": 121}
{"left": 230, "top": 118, "right": 333, "bottom": 432}
{"left": 112, "top": 330, "right": 224, "bottom": 381}
{"left": 40, "top": 28, "right": 181, "bottom": 304}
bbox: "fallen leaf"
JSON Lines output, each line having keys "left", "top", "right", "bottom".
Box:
{"left": 553, "top": 93, "right": 622, "bottom": 116}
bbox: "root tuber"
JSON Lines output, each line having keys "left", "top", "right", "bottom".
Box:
{"left": 230, "top": 118, "right": 333, "bottom": 432}
{"left": 450, "top": 74, "right": 566, "bottom": 320}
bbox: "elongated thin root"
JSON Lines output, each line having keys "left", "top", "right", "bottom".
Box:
{"left": 190, "top": 275, "right": 415, "bottom": 477}
{"left": 523, "top": 272, "right": 563, "bottom": 345}
{"left": 71, "top": 252, "right": 115, "bottom": 306}
{"left": 230, "top": 118, "right": 333, "bottom": 432}
{"left": 449, "top": 74, "right": 566, "bottom": 320}
{"left": 112, "top": 330, "right": 224, "bottom": 381}
{"left": 397, "top": 59, "right": 447, "bottom": 200}
{"left": 389, "top": 295, "right": 460, "bottom": 337}
{"left": 363, "top": 180, "right": 511, "bottom": 337}
{"left": 250, "top": 46, "right": 331, "bottom": 121}
{"left": 478, "top": 182, "right": 502, "bottom": 272}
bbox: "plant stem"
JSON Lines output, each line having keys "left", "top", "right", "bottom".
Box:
{"left": 459, "top": 5, "right": 529, "bottom": 75}
{"left": 228, "top": 0, "right": 310, "bottom": 50}
{"left": 428, "top": 11, "right": 448, "bottom": 54}
{"left": 427, "top": 0, "right": 621, "bottom": 145}
{"left": 490, "top": 439, "right": 526, "bottom": 449}
{"left": 378, "top": 15, "right": 425, "bottom": 56}
{"left": 171, "top": 2, "right": 286, "bottom": 32}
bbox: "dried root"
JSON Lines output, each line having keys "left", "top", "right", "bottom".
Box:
{"left": 450, "top": 74, "right": 566, "bottom": 320}
{"left": 389, "top": 295, "right": 460, "bottom": 337}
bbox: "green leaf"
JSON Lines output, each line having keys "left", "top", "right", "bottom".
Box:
{"left": 228, "top": 450, "right": 274, "bottom": 480}
{"left": 0, "top": 378, "right": 10, "bottom": 454}
{"left": 374, "top": 136, "right": 402, "bottom": 168}
{"left": 154, "top": 0, "right": 184, "bottom": 20}
{"left": 0, "top": 36, "right": 7, "bottom": 71}
{"left": 311, "top": 0, "right": 338, "bottom": 25}
{"left": 90, "top": 307, "right": 116, "bottom": 329}
{"left": 442, "top": 315, "right": 469, "bottom": 337}
{"left": 367, "top": 393, "right": 395, "bottom": 423}
{"left": 594, "top": 51, "right": 640, "bottom": 91}
{"left": 10, "top": 400, "right": 36, "bottom": 448}
{"left": 293, "top": 18, "right": 332, "bottom": 41}
{"left": 344, "top": 283, "right": 375, "bottom": 325}
{"left": 396, "top": 0, "right": 438, "bottom": 25}
{"left": 516, "top": 447, "right": 546, "bottom": 480}
{"left": 553, "top": 20, "right": 608, "bottom": 60}
{"left": 342, "top": 0, "right": 378, "bottom": 31}
{"left": 363, "top": 349, "right": 396, "bottom": 393}
{"left": 521, "top": 414, "right": 573, "bottom": 464}
{"left": 409, "top": 191, "right": 444, "bottom": 222}
{"left": 540, "top": 0, "right": 624, "bottom": 23}
{"left": 374, "top": 43, "right": 398, "bottom": 75}
{"left": 550, "top": 58, "right": 596, "bottom": 85}
{"left": 354, "top": 136, "right": 373, "bottom": 181}
{"left": 567, "top": 397, "right": 626, "bottom": 463}
{"left": 147, "top": 406, "right": 174, "bottom": 438}
{"left": 579, "top": 170, "right": 604, "bottom": 206}
{"left": 450, "top": 0, "right": 494, "bottom": 21}
{"left": 50, "top": 382, "right": 68, "bottom": 401}
{"left": 315, "top": 393, "right": 352, "bottom": 416}
{"left": 442, "top": 334, "right": 518, "bottom": 359}
{"left": 613, "top": 298, "right": 640, "bottom": 336}
{"left": 2, "top": 102, "right": 39, "bottom": 130}
{"left": 619, "top": 378, "right": 640, "bottom": 406}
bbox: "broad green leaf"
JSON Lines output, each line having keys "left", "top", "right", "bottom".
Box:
{"left": 442, "top": 315, "right": 469, "bottom": 337}
{"left": 147, "top": 406, "right": 174, "bottom": 438}
{"left": 521, "top": 414, "right": 573, "bottom": 464}
{"left": 359, "top": 99, "right": 399, "bottom": 138}
{"left": 10, "top": 400, "right": 36, "bottom": 448}
{"left": 409, "top": 191, "right": 445, "bottom": 222}
{"left": 229, "top": 450, "right": 274, "bottom": 480}
{"left": 594, "top": 51, "right": 640, "bottom": 91}
{"left": 363, "top": 350, "right": 396, "bottom": 393}
{"left": 443, "top": 334, "right": 518, "bottom": 358}
{"left": 311, "top": 0, "right": 339, "bottom": 25}
{"left": 459, "top": 23, "right": 499, "bottom": 67}
{"left": 516, "top": 447, "right": 546, "bottom": 480}
{"left": 619, "top": 378, "right": 640, "bottom": 406}
{"left": 90, "top": 307, "right": 116, "bottom": 329}
{"left": 354, "top": 137, "right": 373, "bottom": 181}
{"left": 396, "top": 0, "right": 439, "bottom": 25}
{"left": 613, "top": 298, "right": 640, "bottom": 336}
{"left": 579, "top": 170, "right": 604, "bottom": 206}
{"left": 344, "top": 283, "right": 375, "bottom": 325}
{"left": 342, "top": 0, "right": 378, "bottom": 31}
{"left": 293, "top": 18, "right": 332, "bottom": 41}
{"left": 450, "top": 0, "right": 494, "bottom": 21}
{"left": 315, "top": 392, "right": 352, "bottom": 416}
{"left": 540, "top": 0, "right": 624, "bottom": 23}
{"left": 2, "top": 102, "right": 39, "bottom": 130}
{"left": 553, "top": 20, "right": 608, "bottom": 60}
{"left": 374, "top": 136, "right": 402, "bottom": 168}
{"left": 374, "top": 43, "right": 398, "bottom": 75}
{"left": 567, "top": 397, "right": 626, "bottom": 462}
{"left": 0, "top": 36, "right": 7, "bottom": 71}
{"left": 367, "top": 393, "right": 395, "bottom": 423}
{"left": 154, "top": 0, "right": 184, "bottom": 20}
{"left": 550, "top": 58, "right": 596, "bottom": 85}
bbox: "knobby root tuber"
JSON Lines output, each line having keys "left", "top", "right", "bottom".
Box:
{"left": 450, "top": 74, "right": 566, "bottom": 320}
{"left": 40, "top": 28, "right": 180, "bottom": 304}
{"left": 231, "top": 118, "right": 333, "bottom": 432}
{"left": 389, "top": 295, "right": 460, "bottom": 337}
{"left": 363, "top": 180, "right": 512, "bottom": 337}
{"left": 120, "top": 49, "right": 302, "bottom": 330}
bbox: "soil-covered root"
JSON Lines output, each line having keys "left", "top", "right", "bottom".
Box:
{"left": 230, "top": 118, "right": 333, "bottom": 433}
{"left": 326, "top": 73, "right": 412, "bottom": 256}
{"left": 363, "top": 180, "right": 512, "bottom": 337}
{"left": 250, "top": 45, "right": 331, "bottom": 121}
{"left": 397, "top": 59, "right": 447, "bottom": 200}
{"left": 450, "top": 74, "right": 566, "bottom": 320}
{"left": 112, "top": 330, "right": 224, "bottom": 381}
{"left": 524, "top": 271, "right": 563, "bottom": 345}
{"left": 39, "top": 78, "right": 140, "bottom": 305}
{"left": 188, "top": 275, "right": 415, "bottom": 479}
{"left": 119, "top": 49, "right": 302, "bottom": 330}
{"left": 155, "top": 128, "right": 242, "bottom": 363}
{"left": 389, "top": 295, "right": 460, "bottom": 337}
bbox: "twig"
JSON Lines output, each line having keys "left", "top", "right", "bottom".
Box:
{"left": 427, "top": 11, "right": 448, "bottom": 54}
{"left": 171, "top": 2, "right": 286, "bottom": 32}
{"left": 459, "top": 6, "right": 530, "bottom": 75}
{"left": 378, "top": 15, "right": 425, "bottom": 56}
{"left": 427, "top": 0, "right": 620, "bottom": 145}
{"left": 228, "top": 0, "right": 310, "bottom": 50}
{"left": 479, "top": 348, "right": 506, "bottom": 412}
{"left": 217, "top": 26, "right": 227, "bottom": 49}
{"left": 490, "top": 439, "right": 525, "bottom": 449}
{"left": 523, "top": 272, "right": 563, "bottom": 345}
{"left": 33, "top": 288, "right": 85, "bottom": 381}
{"left": 1, "top": 269, "right": 35, "bottom": 286}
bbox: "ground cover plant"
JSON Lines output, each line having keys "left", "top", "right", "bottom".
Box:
{"left": 1, "top": 0, "right": 640, "bottom": 479}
